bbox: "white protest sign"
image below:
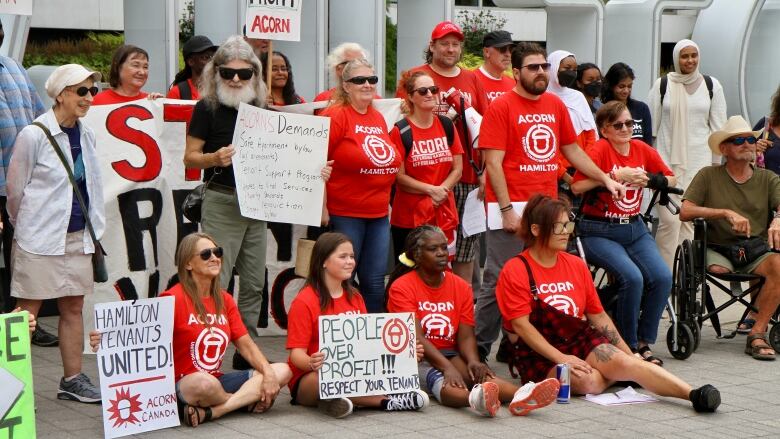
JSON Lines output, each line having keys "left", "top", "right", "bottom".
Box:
{"left": 94, "top": 297, "right": 178, "bottom": 438}
{"left": 232, "top": 102, "right": 328, "bottom": 226}
{"left": 318, "top": 312, "right": 419, "bottom": 399}
{"left": 0, "top": 0, "right": 33, "bottom": 15}
{"left": 245, "top": 0, "right": 302, "bottom": 42}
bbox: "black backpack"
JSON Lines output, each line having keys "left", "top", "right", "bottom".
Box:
{"left": 659, "top": 74, "right": 713, "bottom": 105}
{"left": 175, "top": 80, "right": 193, "bottom": 100}
{"left": 394, "top": 114, "right": 455, "bottom": 154}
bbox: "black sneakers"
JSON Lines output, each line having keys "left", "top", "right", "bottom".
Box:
{"left": 690, "top": 384, "right": 721, "bottom": 413}
{"left": 31, "top": 325, "right": 59, "bottom": 347}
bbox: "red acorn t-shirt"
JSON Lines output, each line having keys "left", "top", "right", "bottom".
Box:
{"left": 166, "top": 78, "right": 200, "bottom": 100}
{"left": 161, "top": 283, "right": 248, "bottom": 381}
{"left": 286, "top": 285, "right": 367, "bottom": 390}
{"left": 387, "top": 271, "right": 474, "bottom": 351}
{"left": 396, "top": 65, "right": 488, "bottom": 185}
{"left": 480, "top": 91, "right": 577, "bottom": 203}
{"left": 497, "top": 250, "right": 603, "bottom": 333}
{"left": 323, "top": 104, "right": 402, "bottom": 218}
{"left": 92, "top": 89, "right": 149, "bottom": 105}
{"left": 473, "top": 66, "right": 515, "bottom": 105}
{"left": 389, "top": 117, "right": 464, "bottom": 228}
{"left": 573, "top": 138, "right": 673, "bottom": 219}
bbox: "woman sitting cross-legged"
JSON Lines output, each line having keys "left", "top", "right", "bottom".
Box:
{"left": 286, "top": 232, "right": 429, "bottom": 419}
{"left": 90, "top": 232, "right": 291, "bottom": 427}
{"left": 496, "top": 194, "right": 721, "bottom": 412}
{"left": 386, "top": 225, "right": 560, "bottom": 417}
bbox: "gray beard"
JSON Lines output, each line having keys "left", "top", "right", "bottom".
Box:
{"left": 216, "top": 81, "right": 257, "bottom": 109}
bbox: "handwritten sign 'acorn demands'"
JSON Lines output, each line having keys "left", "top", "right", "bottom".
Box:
{"left": 232, "top": 103, "right": 329, "bottom": 226}
{"left": 318, "top": 313, "right": 419, "bottom": 399}
{"left": 95, "top": 297, "right": 178, "bottom": 438}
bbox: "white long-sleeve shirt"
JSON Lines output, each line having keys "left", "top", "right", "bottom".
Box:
{"left": 648, "top": 76, "right": 727, "bottom": 188}
{"left": 7, "top": 109, "right": 105, "bottom": 255}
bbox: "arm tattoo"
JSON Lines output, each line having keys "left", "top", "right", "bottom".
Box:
{"left": 600, "top": 324, "right": 620, "bottom": 346}
{"left": 592, "top": 344, "right": 620, "bottom": 363}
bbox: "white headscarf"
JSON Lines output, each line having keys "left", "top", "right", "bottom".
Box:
{"left": 667, "top": 39, "right": 703, "bottom": 169}
{"left": 547, "top": 50, "right": 597, "bottom": 135}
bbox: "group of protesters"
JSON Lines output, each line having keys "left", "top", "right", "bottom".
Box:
{"left": 7, "top": 14, "right": 780, "bottom": 429}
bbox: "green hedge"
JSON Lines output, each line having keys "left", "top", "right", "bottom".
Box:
{"left": 23, "top": 32, "right": 124, "bottom": 82}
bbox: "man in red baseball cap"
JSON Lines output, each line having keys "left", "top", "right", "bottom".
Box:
{"left": 396, "top": 21, "right": 489, "bottom": 289}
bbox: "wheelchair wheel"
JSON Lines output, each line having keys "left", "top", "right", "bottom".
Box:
{"left": 666, "top": 322, "right": 695, "bottom": 360}
{"left": 688, "top": 319, "right": 701, "bottom": 352}
{"left": 769, "top": 323, "right": 780, "bottom": 353}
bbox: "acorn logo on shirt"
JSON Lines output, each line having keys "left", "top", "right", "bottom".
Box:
{"left": 538, "top": 281, "right": 579, "bottom": 317}
{"left": 611, "top": 165, "right": 644, "bottom": 212}
{"left": 522, "top": 122, "right": 557, "bottom": 163}
{"left": 192, "top": 326, "right": 229, "bottom": 371}
{"left": 419, "top": 301, "right": 454, "bottom": 341}
{"left": 361, "top": 134, "right": 397, "bottom": 167}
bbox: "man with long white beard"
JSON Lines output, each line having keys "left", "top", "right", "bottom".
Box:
{"left": 184, "top": 36, "right": 269, "bottom": 370}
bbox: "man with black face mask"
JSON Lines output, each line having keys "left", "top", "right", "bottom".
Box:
{"left": 473, "top": 43, "right": 625, "bottom": 360}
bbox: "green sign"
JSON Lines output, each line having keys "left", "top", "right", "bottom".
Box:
{"left": 0, "top": 311, "right": 36, "bottom": 439}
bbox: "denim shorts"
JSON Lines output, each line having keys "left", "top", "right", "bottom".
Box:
{"left": 175, "top": 370, "right": 254, "bottom": 405}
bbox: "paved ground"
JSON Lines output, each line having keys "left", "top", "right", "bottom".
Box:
{"left": 30, "top": 313, "right": 780, "bottom": 439}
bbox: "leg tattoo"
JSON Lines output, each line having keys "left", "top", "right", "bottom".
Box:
{"left": 592, "top": 344, "right": 620, "bottom": 363}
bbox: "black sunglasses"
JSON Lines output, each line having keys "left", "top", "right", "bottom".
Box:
{"left": 70, "top": 86, "right": 99, "bottom": 97}
{"left": 414, "top": 86, "right": 440, "bottom": 96}
{"left": 521, "top": 63, "right": 551, "bottom": 72}
{"left": 218, "top": 67, "right": 254, "bottom": 81}
{"left": 610, "top": 120, "right": 635, "bottom": 131}
{"left": 199, "top": 247, "right": 224, "bottom": 261}
{"left": 345, "top": 75, "right": 379, "bottom": 85}
{"left": 729, "top": 136, "right": 757, "bottom": 146}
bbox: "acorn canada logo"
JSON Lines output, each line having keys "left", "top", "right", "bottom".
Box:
{"left": 523, "top": 124, "right": 556, "bottom": 163}
{"left": 362, "top": 135, "right": 396, "bottom": 167}
{"left": 107, "top": 387, "right": 143, "bottom": 428}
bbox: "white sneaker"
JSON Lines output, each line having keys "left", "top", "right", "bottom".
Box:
{"left": 385, "top": 389, "right": 429, "bottom": 411}
{"left": 509, "top": 378, "right": 559, "bottom": 416}
{"left": 318, "top": 397, "right": 353, "bottom": 419}
{"left": 468, "top": 382, "right": 500, "bottom": 417}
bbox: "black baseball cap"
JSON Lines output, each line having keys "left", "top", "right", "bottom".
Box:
{"left": 482, "top": 30, "right": 514, "bottom": 48}
{"left": 182, "top": 35, "right": 217, "bottom": 59}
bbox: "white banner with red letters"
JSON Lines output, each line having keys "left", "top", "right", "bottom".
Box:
{"left": 245, "top": 0, "right": 302, "bottom": 42}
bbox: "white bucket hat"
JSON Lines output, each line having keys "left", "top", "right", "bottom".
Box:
{"left": 44, "top": 64, "right": 102, "bottom": 99}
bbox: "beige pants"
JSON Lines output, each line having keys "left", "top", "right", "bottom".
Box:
{"left": 655, "top": 193, "right": 694, "bottom": 270}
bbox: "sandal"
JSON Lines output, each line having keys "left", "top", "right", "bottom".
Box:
{"left": 636, "top": 346, "right": 664, "bottom": 367}
{"left": 736, "top": 318, "right": 756, "bottom": 335}
{"left": 745, "top": 333, "right": 776, "bottom": 361}
{"left": 181, "top": 404, "right": 212, "bottom": 427}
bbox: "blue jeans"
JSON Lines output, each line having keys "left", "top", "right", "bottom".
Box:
{"left": 329, "top": 215, "right": 390, "bottom": 313}
{"left": 577, "top": 218, "right": 672, "bottom": 348}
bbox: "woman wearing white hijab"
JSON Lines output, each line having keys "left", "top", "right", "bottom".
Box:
{"left": 648, "top": 39, "right": 727, "bottom": 269}
{"left": 547, "top": 50, "right": 599, "bottom": 194}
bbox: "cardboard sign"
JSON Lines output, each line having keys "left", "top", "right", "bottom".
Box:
{"left": 245, "top": 0, "right": 302, "bottom": 42}
{"left": 95, "top": 297, "right": 178, "bottom": 438}
{"left": 0, "top": 0, "right": 33, "bottom": 16}
{"left": 318, "top": 312, "right": 419, "bottom": 399}
{"left": 0, "top": 312, "right": 35, "bottom": 439}
{"left": 232, "top": 102, "right": 328, "bottom": 226}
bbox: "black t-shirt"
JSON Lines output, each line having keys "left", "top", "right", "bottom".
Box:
{"left": 188, "top": 100, "right": 240, "bottom": 187}
{"left": 626, "top": 99, "right": 653, "bottom": 146}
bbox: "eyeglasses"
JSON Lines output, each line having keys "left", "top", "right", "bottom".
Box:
{"left": 70, "top": 86, "right": 99, "bottom": 97}
{"left": 218, "top": 67, "right": 254, "bottom": 81}
{"left": 521, "top": 63, "right": 551, "bottom": 72}
{"left": 413, "top": 86, "right": 440, "bottom": 96}
{"left": 495, "top": 46, "right": 514, "bottom": 54}
{"left": 195, "top": 52, "right": 213, "bottom": 62}
{"left": 198, "top": 247, "right": 224, "bottom": 261}
{"left": 345, "top": 75, "right": 379, "bottom": 85}
{"left": 552, "top": 221, "right": 576, "bottom": 235}
{"left": 610, "top": 120, "right": 635, "bottom": 131}
{"left": 728, "top": 136, "right": 757, "bottom": 146}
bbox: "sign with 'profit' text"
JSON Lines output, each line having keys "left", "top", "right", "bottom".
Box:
{"left": 95, "top": 297, "right": 178, "bottom": 438}
{"left": 318, "top": 312, "right": 419, "bottom": 399}
{"left": 245, "top": 0, "right": 302, "bottom": 42}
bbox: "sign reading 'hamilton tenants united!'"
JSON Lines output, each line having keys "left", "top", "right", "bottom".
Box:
{"left": 232, "top": 102, "right": 329, "bottom": 227}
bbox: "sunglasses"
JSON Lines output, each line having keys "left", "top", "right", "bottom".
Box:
{"left": 553, "top": 221, "right": 576, "bottom": 235}
{"left": 198, "top": 247, "right": 224, "bottom": 261}
{"left": 521, "top": 63, "right": 551, "bottom": 72}
{"left": 70, "top": 86, "right": 99, "bottom": 97}
{"left": 345, "top": 75, "right": 379, "bottom": 85}
{"left": 729, "top": 136, "right": 757, "bottom": 146}
{"left": 218, "top": 67, "right": 254, "bottom": 81}
{"left": 610, "top": 120, "right": 635, "bottom": 131}
{"left": 495, "top": 45, "right": 514, "bottom": 54}
{"left": 413, "top": 86, "right": 440, "bottom": 96}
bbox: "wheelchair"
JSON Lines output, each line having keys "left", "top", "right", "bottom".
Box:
{"left": 667, "top": 218, "right": 780, "bottom": 359}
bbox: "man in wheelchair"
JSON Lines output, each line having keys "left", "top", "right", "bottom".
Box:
{"left": 680, "top": 116, "right": 780, "bottom": 361}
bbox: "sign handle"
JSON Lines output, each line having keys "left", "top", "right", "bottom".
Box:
{"left": 266, "top": 41, "right": 274, "bottom": 102}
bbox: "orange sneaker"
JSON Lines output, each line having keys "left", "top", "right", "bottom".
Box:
{"left": 508, "top": 378, "right": 560, "bottom": 416}
{"left": 468, "top": 382, "right": 500, "bottom": 417}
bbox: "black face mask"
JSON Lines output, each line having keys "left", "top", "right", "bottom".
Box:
{"left": 557, "top": 69, "right": 577, "bottom": 88}
{"left": 583, "top": 80, "right": 602, "bottom": 98}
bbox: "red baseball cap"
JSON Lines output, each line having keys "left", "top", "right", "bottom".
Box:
{"left": 431, "top": 21, "right": 464, "bottom": 41}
